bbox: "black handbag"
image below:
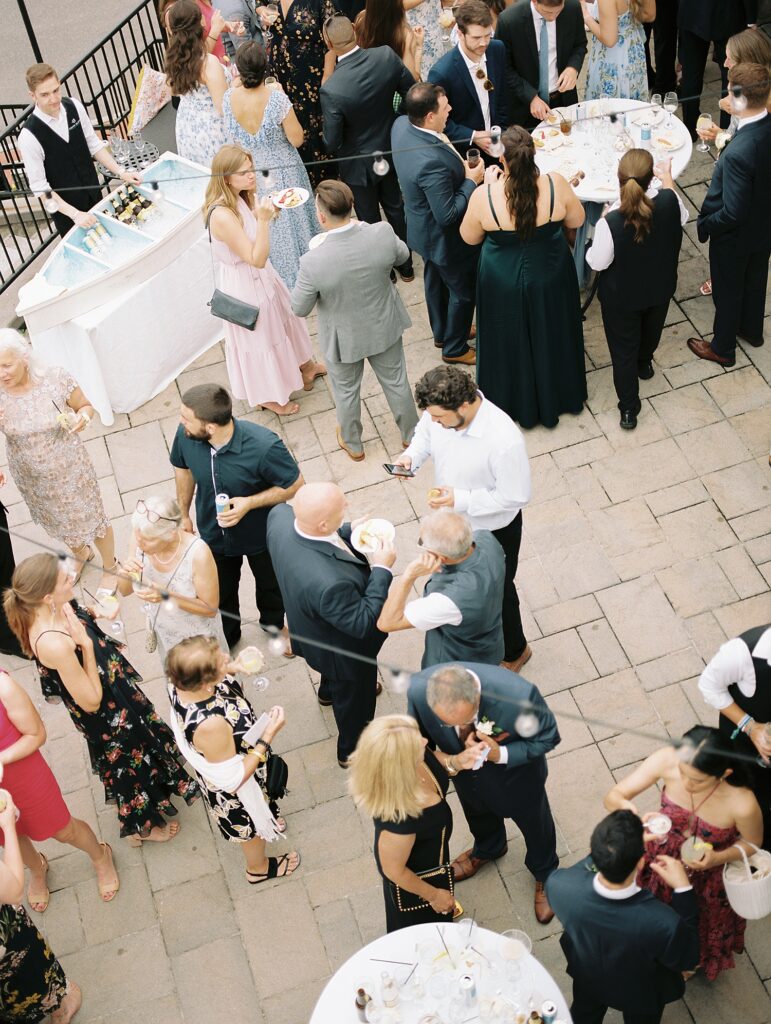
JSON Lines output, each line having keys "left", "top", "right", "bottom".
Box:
{"left": 205, "top": 206, "right": 260, "bottom": 330}
{"left": 265, "top": 752, "right": 289, "bottom": 801}
{"left": 389, "top": 826, "right": 454, "bottom": 912}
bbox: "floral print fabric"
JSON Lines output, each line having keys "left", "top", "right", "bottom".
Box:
{"left": 34, "top": 604, "right": 200, "bottom": 839}
{"left": 0, "top": 904, "right": 67, "bottom": 1023}
{"left": 407, "top": 0, "right": 445, "bottom": 80}
{"left": 0, "top": 366, "right": 109, "bottom": 551}
{"left": 584, "top": 3, "right": 648, "bottom": 102}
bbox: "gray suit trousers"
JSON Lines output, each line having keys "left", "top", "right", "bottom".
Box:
{"left": 327, "top": 339, "right": 418, "bottom": 452}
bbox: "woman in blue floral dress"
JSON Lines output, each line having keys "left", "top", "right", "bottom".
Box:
{"left": 4, "top": 554, "right": 200, "bottom": 845}
{"left": 582, "top": 0, "right": 653, "bottom": 102}
{"left": 223, "top": 41, "right": 320, "bottom": 289}
{"left": 405, "top": 0, "right": 445, "bottom": 79}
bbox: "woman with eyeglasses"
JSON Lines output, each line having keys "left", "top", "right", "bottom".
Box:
{"left": 116, "top": 496, "right": 228, "bottom": 665}
{"left": 3, "top": 553, "right": 200, "bottom": 848}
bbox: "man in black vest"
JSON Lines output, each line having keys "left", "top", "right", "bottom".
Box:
{"left": 320, "top": 16, "right": 416, "bottom": 281}
{"left": 546, "top": 810, "right": 699, "bottom": 1024}
{"left": 698, "top": 623, "right": 771, "bottom": 846}
{"left": 18, "top": 63, "right": 142, "bottom": 237}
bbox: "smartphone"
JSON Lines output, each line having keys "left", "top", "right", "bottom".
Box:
{"left": 383, "top": 463, "right": 415, "bottom": 478}
{"left": 242, "top": 712, "right": 271, "bottom": 748}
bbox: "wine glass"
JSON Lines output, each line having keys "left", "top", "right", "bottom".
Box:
{"left": 696, "top": 113, "right": 712, "bottom": 152}
{"left": 235, "top": 645, "right": 270, "bottom": 692}
{"left": 438, "top": 1, "right": 455, "bottom": 46}
{"left": 663, "top": 91, "right": 678, "bottom": 129}
{"left": 262, "top": 3, "right": 279, "bottom": 45}
{"left": 133, "top": 130, "right": 147, "bottom": 161}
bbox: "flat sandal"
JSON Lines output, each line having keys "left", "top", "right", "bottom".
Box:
{"left": 246, "top": 851, "right": 301, "bottom": 884}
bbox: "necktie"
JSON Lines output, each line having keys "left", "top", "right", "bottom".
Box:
{"left": 538, "top": 16, "right": 550, "bottom": 103}
{"left": 438, "top": 132, "right": 465, "bottom": 163}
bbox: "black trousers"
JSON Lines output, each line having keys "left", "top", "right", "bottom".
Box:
{"left": 492, "top": 513, "right": 526, "bottom": 662}
{"left": 571, "top": 978, "right": 665, "bottom": 1024}
{"left": 710, "top": 241, "right": 770, "bottom": 359}
{"left": 423, "top": 257, "right": 476, "bottom": 359}
{"left": 652, "top": 0, "right": 679, "bottom": 94}
{"left": 320, "top": 663, "right": 378, "bottom": 761}
{"left": 679, "top": 30, "right": 730, "bottom": 137}
{"left": 600, "top": 299, "right": 670, "bottom": 412}
{"left": 349, "top": 171, "right": 412, "bottom": 272}
{"left": 453, "top": 757, "right": 559, "bottom": 881}
{"left": 214, "top": 550, "right": 285, "bottom": 647}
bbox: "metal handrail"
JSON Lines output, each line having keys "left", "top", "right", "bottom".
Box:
{"left": 0, "top": 0, "right": 165, "bottom": 295}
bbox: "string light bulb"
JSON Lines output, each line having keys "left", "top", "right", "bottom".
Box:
{"left": 488, "top": 126, "right": 504, "bottom": 158}
{"left": 267, "top": 628, "right": 288, "bottom": 656}
{"left": 43, "top": 190, "right": 58, "bottom": 215}
{"left": 729, "top": 85, "right": 747, "bottom": 113}
{"left": 161, "top": 591, "right": 176, "bottom": 613}
{"left": 675, "top": 738, "right": 696, "bottom": 765}
{"left": 149, "top": 180, "right": 164, "bottom": 205}
{"left": 514, "top": 709, "right": 540, "bottom": 738}
{"left": 372, "top": 151, "right": 390, "bottom": 176}
{"left": 260, "top": 168, "right": 275, "bottom": 191}
{"left": 383, "top": 667, "right": 410, "bottom": 694}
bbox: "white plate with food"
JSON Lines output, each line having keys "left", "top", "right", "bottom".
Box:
{"left": 630, "top": 108, "right": 666, "bottom": 128}
{"left": 533, "top": 126, "right": 563, "bottom": 152}
{"left": 351, "top": 518, "right": 396, "bottom": 554}
{"left": 272, "top": 186, "right": 310, "bottom": 209}
{"left": 650, "top": 130, "right": 686, "bottom": 152}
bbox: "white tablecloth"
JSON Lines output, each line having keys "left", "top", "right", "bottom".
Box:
{"left": 27, "top": 231, "right": 221, "bottom": 426}
{"left": 310, "top": 922, "right": 572, "bottom": 1023}
{"left": 534, "top": 99, "right": 693, "bottom": 203}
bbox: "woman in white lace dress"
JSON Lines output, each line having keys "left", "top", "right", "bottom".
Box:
{"left": 117, "top": 496, "right": 227, "bottom": 665}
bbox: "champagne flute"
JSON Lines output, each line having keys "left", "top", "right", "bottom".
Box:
{"left": 663, "top": 91, "right": 678, "bottom": 130}
{"left": 262, "top": 2, "right": 279, "bottom": 45}
{"left": 133, "top": 130, "right": 147, "bottom": 159}
{"left": 696, "top": 113, "right": 712, "bottom": 152}
{"left": 438, "top": 1, "right": 455, "bottom": 45}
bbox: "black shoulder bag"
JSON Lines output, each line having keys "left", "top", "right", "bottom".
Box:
{"left": 205, "top": 205, "right": 260, "bottom": 330}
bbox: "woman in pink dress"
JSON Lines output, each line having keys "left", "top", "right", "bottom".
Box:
{"left": 204, "top": 144, "right": 326, "bottom": 415}
{"left": 0, "top": 668, "right": 119, "bottom": 910}
{"left": 605, "top": 725, "right": 762, "bottom": 981}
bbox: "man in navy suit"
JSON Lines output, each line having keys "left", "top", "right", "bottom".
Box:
{"left": 547, "top": 810, "right": 700, "bottom": 1024}
{"left": 408, "top": 662, "right": 561, "bottom": 923}
{"left": 427, "top": 0, "right": 509, "bottom": 160}
{"left": 688, "top": 62, "right": 770, "bottom": 367}
{"left": 391, "top": 83, "right": 487, "bottom": 365}
{"left": 266, "top": 483, "right": 394, "bottom": 766}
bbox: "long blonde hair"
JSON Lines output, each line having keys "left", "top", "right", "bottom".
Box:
{"left": 627, "top": 0, "right": 646, "bottom": 23}
{"left": 3, "top": 553, "right": 59, "bottom": 657}
{"left": 617, "top": 148, "right": 654, "bottom": 242}
{"left": 348, "top": 715, "right": 425, "bottom": 823}
{"left": 202, "top": 144, "right": 256, "bottom": 225}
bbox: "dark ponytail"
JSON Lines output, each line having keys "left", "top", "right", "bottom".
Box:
{"left": 501, "top": 126, "right": 540, "bottom": 242}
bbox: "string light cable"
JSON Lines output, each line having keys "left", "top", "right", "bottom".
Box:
{"left": 2, "top": 78, "right": 766, "bottom": 204}
{"left": 0, "top": 519, "right": 762, "bottom": 769}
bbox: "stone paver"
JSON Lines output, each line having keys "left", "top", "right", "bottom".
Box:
{"left": 1, "top": 70, "right": 770, "bottom": 1024}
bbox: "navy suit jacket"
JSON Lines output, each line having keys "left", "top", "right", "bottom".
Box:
{"left": 697, "top": 115, "right": 771, "bottom": 250}
{"left": 546, "top": 856, "right": 700, "bottom": 1014}
{"left": 265, "top": 504, "right": 390, "bottom": 679}
{"left": 427, "top": 41, "right": 509, "bottom": 156}
{"left": 391, "top": 114, "right": 478, "bottom": 266}
{"left": 407, "top": 662, "right": 560, "bottom": 788}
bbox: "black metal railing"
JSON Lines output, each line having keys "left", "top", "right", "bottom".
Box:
{"left": 0, "top": 0, "right": 165, "bottom": 295}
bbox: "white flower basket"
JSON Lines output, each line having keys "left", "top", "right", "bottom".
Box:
{"left": 723, "top": 842, "right": 771, "bottom": 920}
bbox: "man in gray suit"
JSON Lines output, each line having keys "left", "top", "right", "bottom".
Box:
{"left": 290, "top": 180, "right": 419, "bottom": 462}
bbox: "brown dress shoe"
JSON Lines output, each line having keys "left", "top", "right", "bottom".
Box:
{"left": 442, "top": 350, "right": 476, "bottom": 366}
{"left": 686, "top": 337, "right": 734, "bottom": 366}
{"left": 534, "top": 880, "right": 555, "bottom": 924}
{"left": 375, "top": 681, "right": 383, "bottom": 697}
{"left": 500, "top": 644, "right": 532, "bottom": 674}
{"left": 336, "top": 426, "right": 365, "bottom": 462}
{"left": 451, "top": 845, "right": 508, "bottom": 882}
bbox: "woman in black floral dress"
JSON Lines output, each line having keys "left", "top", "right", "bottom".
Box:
{"left": 0, "top": 788, "right": 80, "bottom": 1023}
{"left": 269, "top": 0, "right": 339, "bottom": 186}
{"left": 3, "top": 554, "right": 200, "bottom": 845}
{"left": 166, "top": 635, "right": 300, "bottom": 883}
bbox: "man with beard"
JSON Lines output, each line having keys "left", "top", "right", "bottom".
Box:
{"left": 170, "top": 384, "right": 303, "bottom": 648}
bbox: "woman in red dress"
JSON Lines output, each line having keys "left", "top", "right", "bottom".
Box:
{"left": 604, "top": 725, "right": 762, "bottom": 981}
{"left": 0, "top": 668, "right": 119, "bottom": 911}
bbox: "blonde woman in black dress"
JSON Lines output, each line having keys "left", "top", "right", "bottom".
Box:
{"left": 349, "top": 714, "right": 457, "bottom": 933}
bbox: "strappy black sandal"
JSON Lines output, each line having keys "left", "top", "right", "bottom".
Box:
{"left": 246, "top": 851, "right": 301, "bottom": 884}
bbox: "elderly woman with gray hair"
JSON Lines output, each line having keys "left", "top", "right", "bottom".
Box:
{"left": 0, "top": 330, "right": 115, "bottom": 586}
{"left": 116, "top": 495, "right": 227, "bottom": 662}
{"left": 377, "top": 509, "right": 505, "bottom": 668}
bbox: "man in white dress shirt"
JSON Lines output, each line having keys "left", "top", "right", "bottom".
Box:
{"left": 18, "top": 63, "right": 141, "bottom": 237}
{"left": 391, "top": 366, "right": 532, "bottom": 673}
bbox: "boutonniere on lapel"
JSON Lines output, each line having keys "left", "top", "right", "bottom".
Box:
{"left": 715, "top": 130, "right": 731, "bottom": 152}
{"left": 476, "top": 716, "right": 510, "bottom": 742}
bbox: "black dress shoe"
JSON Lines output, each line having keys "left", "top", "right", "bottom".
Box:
{"left": 620, "top": 408, "right": 638, "bottom": 430}
{"left": 397, "top": 264, "right": 415, "bottom": 283}
{"left": 317, "top": 691, "right": 333, "bottom": 707}
{"left": 638, "top": 361, "right": 654, "bottom": 380}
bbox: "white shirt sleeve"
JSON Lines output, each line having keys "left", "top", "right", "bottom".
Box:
{"left": 454, "top": 441, "right": 531, "bottom": 518}
{"left": 586, "top": 217, "right": 614, "bottom": 271}
{"left": 402, "top": 411, "right": 433, "bottom": 472}
{"left": 17, "top": 128, "right": 49, "bottom": 195}
{"left": 404, "top": 592, "right": 463, "bottom": 631}
{"left": 71, "top": 97, "right": 107, "bottom": 159}
{"left": 697, "top": 637, "right": 756, "bottom": 710}
{"left": 497, "top": 744, "right": 509, "bottom": 764}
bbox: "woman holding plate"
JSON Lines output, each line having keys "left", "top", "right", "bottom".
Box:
{"left": 204, "top": 143, "right": 325, "bottom": 415}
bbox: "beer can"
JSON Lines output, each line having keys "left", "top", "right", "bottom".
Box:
{"left": 215, "top": 493, "right": 230, "bottom": 515}
{"left": 541, "top": 1001, "right": 558, "bottom": 1024}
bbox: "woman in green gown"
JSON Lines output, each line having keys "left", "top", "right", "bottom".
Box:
{"left": 461, "top": 127, "right": 587, "bottom": 429}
